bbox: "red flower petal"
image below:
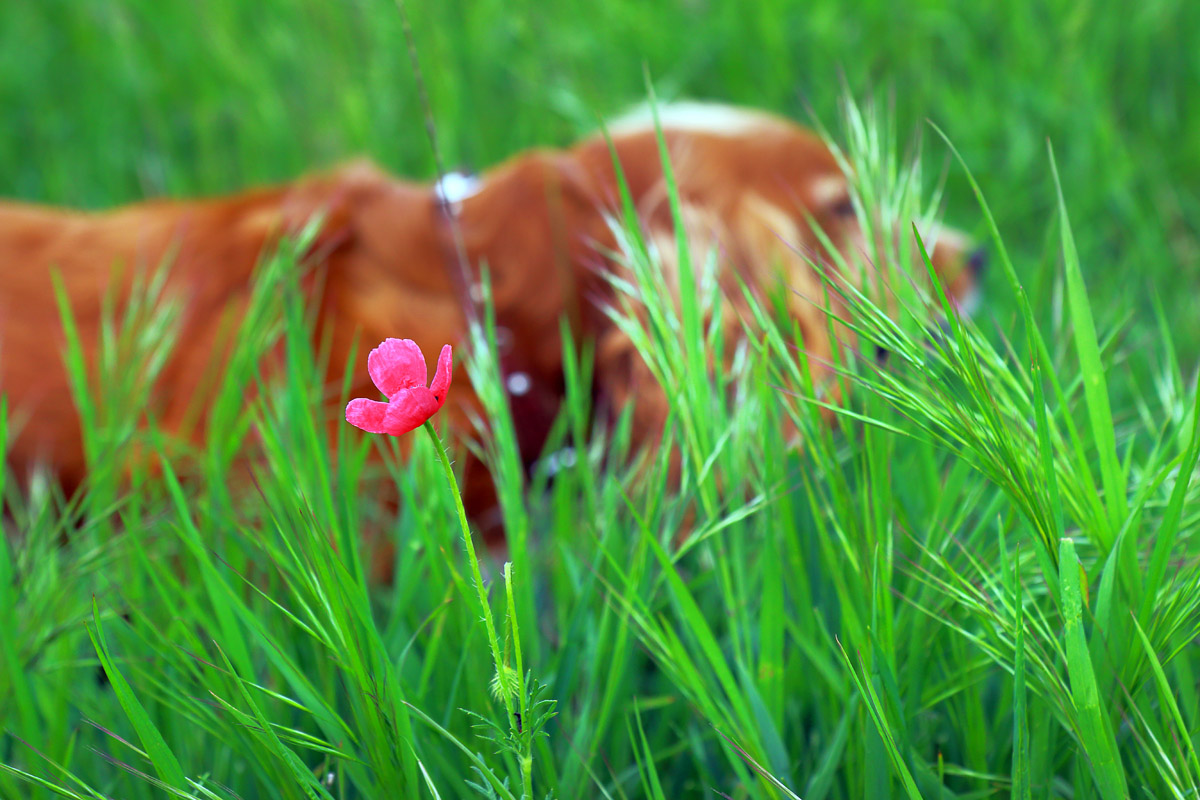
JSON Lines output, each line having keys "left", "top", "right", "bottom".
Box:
{"left": 345, "top": 398, "right": 391, "bottom": 434}
{"left": 381, "top": 387, "right": 441, "bottom": 436}
{"left": 347, "top": 340, "right": 454, "bottom": 439}
{"left": 367, "top": 338, "right": 428, "bottom": 399}
{"left": 429, "top": 344, "right": 453, "bottom": 407}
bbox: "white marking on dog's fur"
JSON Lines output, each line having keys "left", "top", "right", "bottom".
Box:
{"left": 915, "top": 226, "right": 982, "bottom": 317}
{"left": 434, "top": 171, "right": 482, "bottom": 215}
{"left": 922, "top": 225, "right": 970, "bottom": 255}
{"left": 810, "top": 174, "right": 850, "bottom": 207}
{"left": 506, "top": 372, "right": 531, "bottom": 396}
{"left": 955, "top": 286, "right": 982, "bottom": 317}
{"left": 605, "top": 101, "right": 781, "bottom": 138}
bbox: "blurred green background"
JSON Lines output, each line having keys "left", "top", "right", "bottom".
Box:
{"left": 3, "top": 0, "right": 1198, "bottom": 354}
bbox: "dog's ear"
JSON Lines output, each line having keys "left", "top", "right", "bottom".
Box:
{"left": 454, "top": 151, "right": 613, "bottom": 370}
{"left": 458, "top": 152, "right": 603, "bottom": 289}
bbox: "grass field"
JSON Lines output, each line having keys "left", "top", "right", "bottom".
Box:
{"left": 3, "top": 1, "right": 1200, "bottom": 798}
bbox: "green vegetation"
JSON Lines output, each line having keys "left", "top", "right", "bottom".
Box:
{"left": 3, "top": 1, "right": 1199, "bottom": 797}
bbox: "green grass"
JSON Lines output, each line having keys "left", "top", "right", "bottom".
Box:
{"left": 3, "top": 1, "right": 1200, "bottom": 798}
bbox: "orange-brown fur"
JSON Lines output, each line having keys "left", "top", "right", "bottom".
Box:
{"left": 0, "top": 104, "right": 978, "bottom": 531}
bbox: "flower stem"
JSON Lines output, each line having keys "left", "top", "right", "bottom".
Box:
{"left": 504, "top": 563, "right": 533, "bottom": 800}
{"left": 423, "top": 421, "right": 516, "bottom": 725}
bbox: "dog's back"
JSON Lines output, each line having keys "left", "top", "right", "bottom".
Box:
{"left": 1, "top": 193, "right": 258, "bottom": 478}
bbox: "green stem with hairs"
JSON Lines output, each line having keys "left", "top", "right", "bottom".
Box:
{"left": 422, "top": 421, "right": 520, "bottom": 739}
{"left": 504, "top": 563, "right": 532, "bottom": 800}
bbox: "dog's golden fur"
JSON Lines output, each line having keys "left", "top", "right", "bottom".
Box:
{"left": 0, "top": 102, "right": 979, "bottom": 527}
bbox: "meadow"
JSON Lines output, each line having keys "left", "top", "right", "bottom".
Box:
{"left": 2, "top": 1, "right": 1200, "bottom": 798}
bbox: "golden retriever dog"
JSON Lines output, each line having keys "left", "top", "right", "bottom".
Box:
{"left": 0, "top": 102, "right": 983, "bottom": 534}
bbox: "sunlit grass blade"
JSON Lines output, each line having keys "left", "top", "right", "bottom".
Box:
{"left": 1047, "top": 144, "right": 1126, "bottom": 549}
{"left": 1058, "top": 538, "right": 1128, "bottom": 799}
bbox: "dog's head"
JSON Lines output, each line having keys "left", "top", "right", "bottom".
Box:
{"left": 586, "top": 104, "right": 985, "bottom": 367}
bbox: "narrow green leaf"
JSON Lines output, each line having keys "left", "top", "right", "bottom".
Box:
{"left": 87, "top": 598, "right": 188, "bottom": 790}
{"left": 1047, "top": 145, "right": 1126, "bottom": 548}
{"left": 1058, "top": 538, "right": 1128, "bottom": 799}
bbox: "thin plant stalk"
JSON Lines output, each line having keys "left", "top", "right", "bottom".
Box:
{"left": 422, "top": 421, "right": 525, "bottom": 781}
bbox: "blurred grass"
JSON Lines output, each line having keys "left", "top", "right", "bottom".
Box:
{"left": 2, "top": 1, "right": 1200, "bottom": 799}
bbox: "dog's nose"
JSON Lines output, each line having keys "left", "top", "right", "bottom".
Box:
{"left": 968, "top": 247, "right": 988, "bottom": 277}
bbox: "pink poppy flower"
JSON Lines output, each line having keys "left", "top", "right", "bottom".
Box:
{"left": 345, "top": 339, "right": 453, "bottom": 437}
